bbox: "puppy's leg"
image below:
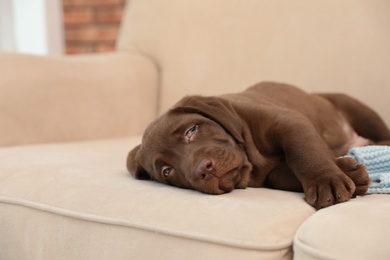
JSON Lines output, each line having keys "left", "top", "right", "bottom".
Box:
{"left": 319, "top": 93, "right": 390, "bottom": 144}
{"left": 265, "top": 157, "right": 369, "bottom": 197}
{"left": 265, "top": 162, "right": 303, "bottom": 192}
{"left": 272, "top": 112, "right": 357, "bottom": 209}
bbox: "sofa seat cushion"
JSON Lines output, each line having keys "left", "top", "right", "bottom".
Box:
{"left": 294, "top": 194, "right": 390, "bottom": 260}
{"left": 0, "top": 137, "right": 315, "bottom": 260}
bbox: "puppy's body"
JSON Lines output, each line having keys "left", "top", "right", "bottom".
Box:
{"left": 128, "top": 82, "right": 390, "bottom": 209}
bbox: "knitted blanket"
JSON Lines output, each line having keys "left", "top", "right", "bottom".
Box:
{"left": 347, "top": 146, "right": 390, "bottom": 194}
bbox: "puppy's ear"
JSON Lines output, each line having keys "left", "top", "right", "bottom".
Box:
{"left": 126, "top": 144, "right": 151, "bottom": 180}
{"left": 172, "top": 96, "right": 244, "bottom": 143}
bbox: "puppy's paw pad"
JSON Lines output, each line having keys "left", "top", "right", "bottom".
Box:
{"left": 304, "top": 174, "right": 355, "bottom": 210}
{"left": 335, "top": 157, "right": 370, "bottom": 196}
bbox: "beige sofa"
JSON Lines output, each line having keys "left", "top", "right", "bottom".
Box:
{"left": 1, "top": 1, "right": 390, "bottom": 259}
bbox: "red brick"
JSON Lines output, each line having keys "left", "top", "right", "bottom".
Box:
{"left": 96, "top": 8, "right": 124, "bottom": 23}
{"left": 63, "top": 8, "right": 94, "bottom": 24}
{"left": 63, "top": 0, "right": 124, "bottom": 6}
{"left": 65, "top": 44, "right": 95, "bottom": 54}
{"left": 65, "top": 26, "right": 119, "bottom": 42}
{"left": 62, "top": 0, "right": 126, "bottom": 54}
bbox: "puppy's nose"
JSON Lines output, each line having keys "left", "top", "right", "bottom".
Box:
{"left": 196, "top": 159, "right": 215, "bottom": 180}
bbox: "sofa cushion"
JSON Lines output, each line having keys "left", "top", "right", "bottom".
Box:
{"left": 0, "top": 137, "right": 315, "bottom": 260}
{"left": 294, "top": 194, "right": 390, "bottom": 259}
{"left": 0, "top": 52, "right": 159, "bottom": 146}
{"left": 120, "top": 0, "right": 390, "bottom": 126}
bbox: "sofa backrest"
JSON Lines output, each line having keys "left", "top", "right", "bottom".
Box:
{"left": 117, "top": 0, "right": 390, "bottom": 125}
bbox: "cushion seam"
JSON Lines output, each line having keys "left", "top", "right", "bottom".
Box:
{"left": 0, "top": 195, "right": 292, "bottom": 251}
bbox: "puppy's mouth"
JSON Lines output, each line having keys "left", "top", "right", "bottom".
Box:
{"left": 218, "top": 169, "right": 242, "bottom": 193}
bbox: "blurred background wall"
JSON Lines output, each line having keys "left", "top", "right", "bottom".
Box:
{"left": 0, "top": 0, "right": 127, "bottom": 55}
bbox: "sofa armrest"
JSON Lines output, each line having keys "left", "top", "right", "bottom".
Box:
{"left": 0, "top": 52, "right": 159, "bottom": 146}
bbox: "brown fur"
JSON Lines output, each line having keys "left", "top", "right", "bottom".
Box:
{"left": 127, "top": 82, "right": 390, "bottom": 209}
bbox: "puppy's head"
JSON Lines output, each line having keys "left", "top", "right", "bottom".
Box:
{"left": 127, "top": 96, "right": 252, "bottom": 194}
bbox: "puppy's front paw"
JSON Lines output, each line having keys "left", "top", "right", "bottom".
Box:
{"left": 304, "top": 174, "right": 356, "bottom": 210}
{"left": 335, "top": 156, "right": 370, "bottom": 196}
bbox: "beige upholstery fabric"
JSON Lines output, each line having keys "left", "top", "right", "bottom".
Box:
{"left": 118, "top": 0, "right": 390, "bottom": 125}
{"left": 0, "top": 52, "right": 158, "bottom": 146}
{"left": 0, "top": 138, "right": 315, "bottom": 260}
{"left": 294, "top": 195, "right": 390, "bottom": 259}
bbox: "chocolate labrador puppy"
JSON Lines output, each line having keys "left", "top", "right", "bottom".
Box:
{"left": 127, "top": 82, "right": 390, "bottom": 209}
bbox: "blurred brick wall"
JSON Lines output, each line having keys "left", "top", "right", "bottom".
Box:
{"left": 62, "top": 0, "right": 127, "bottom": 54}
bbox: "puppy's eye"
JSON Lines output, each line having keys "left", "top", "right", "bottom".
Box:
{"left": 161, "top": 166, "right": 172, "bottom": 178}
{"left": 185, "top": 125, "right": 198, "bottom": 140}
